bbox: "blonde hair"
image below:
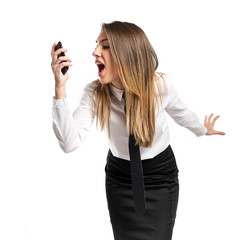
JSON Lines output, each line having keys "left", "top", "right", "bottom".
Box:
{"left": 91, "top": 21, "right": 166, "bottom": 147}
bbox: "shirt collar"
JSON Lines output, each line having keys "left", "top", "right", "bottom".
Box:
{"left": 109, "top": 83, "right": 124, "bottom": 101}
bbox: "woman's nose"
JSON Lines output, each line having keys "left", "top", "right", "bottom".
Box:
{"left": 92, "top": 46, "right": 101, "bottom": 57}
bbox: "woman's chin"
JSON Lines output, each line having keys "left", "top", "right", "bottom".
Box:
{"left": 99, "top": 77, "right": 109, "bottom": 85}
{"left": 99, "top": 78, "right": 105, "bottom": 84}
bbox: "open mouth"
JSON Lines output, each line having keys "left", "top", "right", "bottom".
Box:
{"left": 97, "top": 63, "right": 105, "bottom": 75}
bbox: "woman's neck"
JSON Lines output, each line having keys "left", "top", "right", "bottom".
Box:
{"left": 110, "top": 79, "right": 124, "bottom": 90}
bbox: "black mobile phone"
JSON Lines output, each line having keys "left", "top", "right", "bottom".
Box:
{"left": 54, "top": 41, "right": 69, "bottom": 75}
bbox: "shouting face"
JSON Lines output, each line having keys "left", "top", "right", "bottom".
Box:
{"left": 92, "top": 31, "right": 124, "bottom": 89}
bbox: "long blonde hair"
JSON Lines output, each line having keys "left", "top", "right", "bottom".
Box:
{"left": 91, "top": 21, "right": 166, "bottom": 147}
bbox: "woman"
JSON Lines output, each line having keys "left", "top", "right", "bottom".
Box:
{"left": 51, "top": 21, "right": 225, "bottom": 240}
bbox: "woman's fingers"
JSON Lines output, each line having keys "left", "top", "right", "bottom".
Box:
{"left": 50, "top": 43, "right": 72, "bottom": 87}
{"left": 52, "top": 57, "right": 72, "bottom": 72}
{"left": 205, "top": 113, "right": 219, "bottom": 126}
{"left": 208, "top": 113, "right": 214, "bottom": 123}
{"left": 211, "top": 130, "right": 225, "bottom": 135}
{"left": 204, "top": 115, "right": 208, "bottom": 125}
{"left": 53, "top": 56, "right": 72, "bottom": 67}
{"left": 51, "top": 45, "right": 72, "bottom": 73}
{"left": 204, "top": 114, "right": 225, "bottom": 136}
{"left": 51, "top": 42, "right": 57, "bottom": 57}
{"left": 215, "top": 131, "right": 225, "bottom": 135}
{"left": 57, "top": 56, "right": 72, "bottom": 63}
{"left": 212, "top": 115, "right": 220, "bottom": 126}
{"left": 206, "top": 129, "right": 225, "bottom": 136}
{"left": 55, "top": 61, "right": 73, "bottom": 71}
{"left": 50, "top": 42, "right": 67, "bottom": 57}
{"left": 54, "top": 48, "right": 67, "bottom": 57}
{"left": 52, "top": 48, "right": 68, "bottom": 62}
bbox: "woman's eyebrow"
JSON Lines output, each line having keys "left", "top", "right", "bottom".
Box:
{"left": 96, "top": 38, "right": 108, "bottom": 44}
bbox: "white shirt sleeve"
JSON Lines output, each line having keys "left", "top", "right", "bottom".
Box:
{"left": 52, "top": 83, "right": 96, "bottom": 153}
{"left": 164, "top": 75, "right": 207, "bottom": 137}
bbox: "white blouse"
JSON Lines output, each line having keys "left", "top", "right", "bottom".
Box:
{"left": 52, "top": 74, "right": 207, "bottom": 160}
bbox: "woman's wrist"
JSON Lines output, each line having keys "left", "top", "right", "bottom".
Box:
{"left": 55, "top": 85, "right": 66, "bottom": 99}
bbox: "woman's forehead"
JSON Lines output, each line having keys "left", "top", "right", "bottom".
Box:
{"left": 96, "top": 31, "right": 108, "bottom": 43}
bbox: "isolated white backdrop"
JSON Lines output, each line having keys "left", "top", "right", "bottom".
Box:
{"left": 0, "top": 0, "right": 239, "bottom": 239}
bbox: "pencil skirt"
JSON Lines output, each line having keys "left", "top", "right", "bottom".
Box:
{"left": 105, "top": 144, "right": 179, "bottom": 240}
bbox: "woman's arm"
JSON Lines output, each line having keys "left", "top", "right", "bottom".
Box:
{"left": 50, "top": 42, "right": 96, "bottom": 153}
{"left": 52, "top": 83, "right": 96, "bottom": 153}
{"left": 164, "top": 75, "right": 225, "bottom": 136}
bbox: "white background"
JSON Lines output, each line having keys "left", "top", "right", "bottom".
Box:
{"left": 0, "top": 0, "right": 239, "bottom": 239}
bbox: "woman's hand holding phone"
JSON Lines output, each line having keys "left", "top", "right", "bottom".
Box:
{"left": 50, "top": 42, "right": 73, "bottom": 89}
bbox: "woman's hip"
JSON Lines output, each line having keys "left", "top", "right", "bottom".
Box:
{"left": 105, "top": 144, "right": 179, "bottom": 187}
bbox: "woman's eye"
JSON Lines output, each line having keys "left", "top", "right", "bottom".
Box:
{"left": 103, "top": 46, "right": 110, "bottom": 49}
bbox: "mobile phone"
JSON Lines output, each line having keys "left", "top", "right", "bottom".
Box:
{"left": 54, "top": 41, "right": 69, "bottom": 75}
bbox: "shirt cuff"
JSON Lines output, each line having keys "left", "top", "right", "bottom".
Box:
{"left": 196, "top": 126, "right": 208, "bottom": 137}
{"left": 52, "top": 96, "right": 68, "bottom": 109}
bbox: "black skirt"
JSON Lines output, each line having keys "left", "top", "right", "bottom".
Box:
{"left": 105, "top": 144, "right": 179, "bottom": 240}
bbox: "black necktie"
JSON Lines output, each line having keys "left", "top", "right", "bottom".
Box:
{"left": 122, "top": 91, "right": 146, "bottom": 215}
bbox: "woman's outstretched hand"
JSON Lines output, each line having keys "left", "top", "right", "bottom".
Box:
{"left": 204, "top": 113, "right": 225, "bottom": 136}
